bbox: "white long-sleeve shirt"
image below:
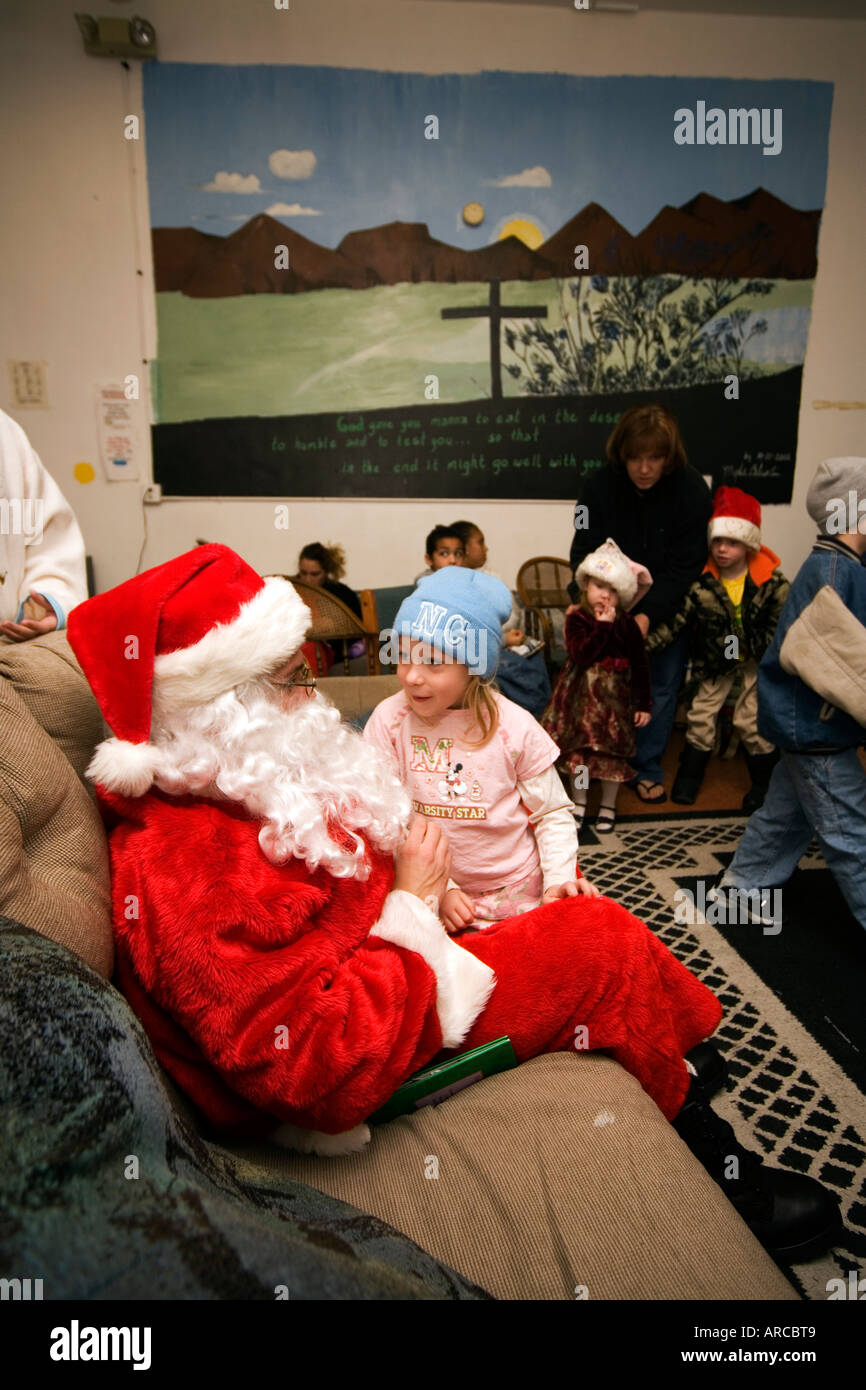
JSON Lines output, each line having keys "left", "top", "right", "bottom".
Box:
{"left": 0, "top": 408, "right": 87, "bottom": 627}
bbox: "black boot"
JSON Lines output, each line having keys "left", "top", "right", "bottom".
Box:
{"left": 672, "top": 1078, "right": 843, "bottom": 1261}
{"left": 685, "top": 1041, "right": 729, "bottom": 1098}
{"left": 742, "top": 749, "right": 779, "bottom": 815}
{"left": 672, "top": 743, "right": 711, "bottom": 805}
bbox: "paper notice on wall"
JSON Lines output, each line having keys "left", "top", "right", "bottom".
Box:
{"left": 96, "top": 384, "right": 141, "bottom": 481}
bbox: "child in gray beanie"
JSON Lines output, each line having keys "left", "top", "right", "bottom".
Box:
{"left": 715, "top": 457, "right": 866, "bottom": 930}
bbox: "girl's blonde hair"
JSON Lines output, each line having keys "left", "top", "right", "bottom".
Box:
{"left": 461, "top": 675, "right": 500, "bottom": 749}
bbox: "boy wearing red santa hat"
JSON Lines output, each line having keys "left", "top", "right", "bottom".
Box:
{"left": 65, "top": 544, "right": 839, "bottom": 1260}
{"left": 648, "top": 487, "right": 790, "bottom": 811}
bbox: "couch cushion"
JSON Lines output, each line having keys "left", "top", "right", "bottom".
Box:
{"left": 0, "top": 919, "right": 490, "bottom": 1301}
{"left": 229, "top": 1052, "right": 799, "bottom": 1301}
{"left": 318, "top": 674, "right": 401, "bottom": 723}
{"left": 0, "top": 631, "right": 105, "bottom": 783}
{"left": 0, "top": 677, "right": 112, "bottom": 978}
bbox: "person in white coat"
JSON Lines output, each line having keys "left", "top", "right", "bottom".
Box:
{"left": 0, "top": 408, "right": 87, "bottom": 642}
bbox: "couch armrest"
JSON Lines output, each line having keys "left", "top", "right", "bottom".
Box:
{"left": 0, "top": 675, "right": 112, "bottom": 978}
{"left": 0, "top": 631, "right": 105, "bottom": 783}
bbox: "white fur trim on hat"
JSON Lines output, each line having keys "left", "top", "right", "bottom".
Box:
{"left": 87, "top": 737, "right": 166, "bottom": 798}
{"left": 708, "top": 516, "right": 760, "bottom": 552}
{"left": 576, "top": 538, "right": 638, "bottom": 608}
{"left": 153, "top": 576, "right": 310, "bottom": 713}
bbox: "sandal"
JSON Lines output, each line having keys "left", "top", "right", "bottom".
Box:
{"left": 596, "top": 807, "right": 616, "bottom": 834}
{"left": 633, "top": 778, "right": 667, "bottom": 804}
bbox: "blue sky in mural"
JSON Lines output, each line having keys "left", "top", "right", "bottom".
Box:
{"left": 142, "top": 65, "right": 832, "bottom": 245}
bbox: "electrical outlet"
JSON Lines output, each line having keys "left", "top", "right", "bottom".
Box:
{"left": 143, "top": 484, "right": 162, "bottom": 504}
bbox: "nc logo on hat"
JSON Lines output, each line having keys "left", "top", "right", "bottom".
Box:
{"left": 379, "top": 601, "right": 487, "bottom": 669}
{"left": 413, "top": 602, "right": 470, "bottom": 647}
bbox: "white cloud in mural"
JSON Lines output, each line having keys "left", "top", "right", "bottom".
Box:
{"left": 269, "top": 149, "right": 317, "bottom": 180}
{"left": 201, "top": 171, "right": 263, "bottom": 194}
{"left": 265, "top": 202, "right": 322, "bottom": 218}
{"left": 487, "top": 165, "right": 552, "bottom": 188}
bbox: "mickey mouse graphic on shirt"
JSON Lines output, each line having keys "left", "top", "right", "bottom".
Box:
{"left": 438, "top": 762, "right": 468, "bottom": 800}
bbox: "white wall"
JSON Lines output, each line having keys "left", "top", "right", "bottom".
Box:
{"left": 1, "top": 0, "right": 864, "bottom": 595}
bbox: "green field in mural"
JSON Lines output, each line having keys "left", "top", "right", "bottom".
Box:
{"left": 152, "top": 277, "right": 814, "bottom": 424}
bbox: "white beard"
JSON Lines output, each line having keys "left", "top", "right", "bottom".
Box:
{"left": 148, "top": 682, "right": 411, "bottom": 880}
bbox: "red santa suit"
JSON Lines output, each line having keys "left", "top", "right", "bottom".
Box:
{"left": 68, "top": 545, "right": 721, "bottom": 1145}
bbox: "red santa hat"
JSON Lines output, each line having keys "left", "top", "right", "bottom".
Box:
{"left": 67, "top": 544, "right": 310, "bottom": 797}
{"left": 708, "top": 486, "right": 762, "bottom": 552}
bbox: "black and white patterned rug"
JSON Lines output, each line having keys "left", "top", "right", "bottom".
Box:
{"left": 577, "top": 814, "right": 866, "bottom": 1301}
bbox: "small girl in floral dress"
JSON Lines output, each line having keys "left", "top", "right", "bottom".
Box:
{"left": 543, "top": 538, "right": 653, "bottom": 834}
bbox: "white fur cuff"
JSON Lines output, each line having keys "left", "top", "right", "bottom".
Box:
{"left": 370, "top": 890, "right": 496, "bottom": 1049}
{"left": 271, "top": 1122, "right": 371, "bottom": 1157}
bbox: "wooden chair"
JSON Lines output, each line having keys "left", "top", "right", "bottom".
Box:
{"left": 272, "top": 579, "right": 381, "bottom": 676}
{"left": 515, "top": 557, "right": 573, "bottom": 673}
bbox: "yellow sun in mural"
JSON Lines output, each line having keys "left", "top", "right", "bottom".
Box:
{"left": 497, "top": 218, "right": 545, "bottom": 249}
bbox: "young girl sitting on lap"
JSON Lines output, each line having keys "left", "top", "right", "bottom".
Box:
{"left": 364, "top": 566, "right": 599, "bottom": 932}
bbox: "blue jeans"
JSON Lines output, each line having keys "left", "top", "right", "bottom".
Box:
{"left": 634, "top": 632, "right": 688, "bottom": 786}
{"left": 496, "top": 649, "right": 552, "bottom": 720}
{"left": 720, "top": 748, "right": 866, "bottom": 931}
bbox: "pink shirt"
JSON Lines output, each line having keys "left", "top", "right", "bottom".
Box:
{"left": 364, "top": 691, "right": 560, "bottom": 895}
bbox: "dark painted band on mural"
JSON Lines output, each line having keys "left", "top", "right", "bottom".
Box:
{"left": 153, "top": 367, "right": 801, "bottom": 504}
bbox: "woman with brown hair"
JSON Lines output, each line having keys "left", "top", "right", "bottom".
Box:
{"left": 295, "top": 542, "right": 364, "bottom": 672}
{"left": 296, "top": 542, "right": 362, "bottom": 619}
{"left": 569, "top": 404, "right": 712, "bottom": 802}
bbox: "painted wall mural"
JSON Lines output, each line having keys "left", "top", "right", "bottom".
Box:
{"left": 143, "top": 65, "right": 832, "bottom": 502}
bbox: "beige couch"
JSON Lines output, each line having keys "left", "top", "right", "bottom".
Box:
{"left": 0, "top": 638, "right": 797, "bottom": 1300}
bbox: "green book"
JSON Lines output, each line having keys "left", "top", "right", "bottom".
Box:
{"left": 369, "top": 1036, "right": 518, "bottom": 1125}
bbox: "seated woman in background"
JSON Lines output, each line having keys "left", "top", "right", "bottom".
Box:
{"left": 296, "top": 542, "right": 362, "bottom": 618}
{"left": 295, "top": 542, "right": 364, "bottom": 673}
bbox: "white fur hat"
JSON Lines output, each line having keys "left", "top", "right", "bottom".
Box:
{"left": 576, "top": 537, "right": 652, "bottom": 612}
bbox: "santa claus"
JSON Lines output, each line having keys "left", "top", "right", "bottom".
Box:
{"left": 66, "top": 545, "right": 839, "bottom": 1259}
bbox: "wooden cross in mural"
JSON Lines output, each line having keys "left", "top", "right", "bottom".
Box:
{"left": 441, "top": 279, "right": 548, "bottom": 400}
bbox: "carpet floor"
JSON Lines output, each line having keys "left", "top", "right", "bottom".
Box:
{"left": 577, "top": 812, "right": 866, "bottom": 1301}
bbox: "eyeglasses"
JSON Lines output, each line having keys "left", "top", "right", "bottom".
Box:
{"left": 270, "top": 661, "right": 317, "bottom": 695}
{"left": 287, "top": 661, "right": 317, "bottom": 688}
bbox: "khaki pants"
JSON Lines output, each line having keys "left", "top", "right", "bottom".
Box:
{"left": 686, "top": 660, "right": 774, "bottom": 755}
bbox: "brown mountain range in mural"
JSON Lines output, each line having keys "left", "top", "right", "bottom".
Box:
{"left": 152, "top": 188, "right": 820, "bottom": 296}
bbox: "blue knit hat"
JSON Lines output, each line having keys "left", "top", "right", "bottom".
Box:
{"left": 391, "top": 568, "right": 512, "bottom": 678}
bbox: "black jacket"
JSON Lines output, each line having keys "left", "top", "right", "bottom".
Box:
{"left": 569, "top": 464, "right": 712, "bottom": 629}
{"left": 324, "top": 578, "right": 362, "bottom": 619}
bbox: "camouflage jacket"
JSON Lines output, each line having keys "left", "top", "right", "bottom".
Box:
{"left": 647, "top": 548, "right": 790, "bottom": 681}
